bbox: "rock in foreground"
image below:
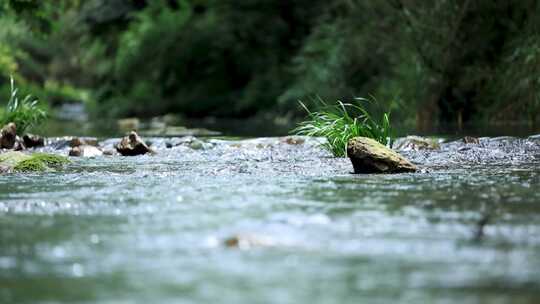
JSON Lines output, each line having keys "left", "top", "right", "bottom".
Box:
{"left": 116, "top": 131, "right": 152, "bottom": 156}
{"left": 347, "top": 137, "right": 417, "bottom": 174}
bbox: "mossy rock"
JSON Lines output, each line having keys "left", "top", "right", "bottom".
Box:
{"left": 347, "top": 137, "right": 417, "bottom": 174}
{"left": 0, "top": 151, "right": 70, "bottom": 173}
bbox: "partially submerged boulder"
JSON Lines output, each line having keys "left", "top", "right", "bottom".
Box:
{"left": 116, "top": 131, "right": 152, "bottom": 156}
{"left": 0, "top": 151, "right": 69, "bottom": 173}
{"left": 347, "top": 137, "right": 417, "bottom": 174}
{"left": 0, "top": 123, "right": 17, "bottom": 149}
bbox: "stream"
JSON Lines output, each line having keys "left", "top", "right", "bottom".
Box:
{"left": 1, "top": 135, "right": 540, "bottom": 303}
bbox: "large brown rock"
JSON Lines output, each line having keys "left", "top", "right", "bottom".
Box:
{"left": 0, "top": 123, "right": 17, "bottom": 149}
{"left": 347, "top": 137, "right": 417, "bottom": 174}
{"left": 115, "top": 131, "right": 152, "bottom": 156}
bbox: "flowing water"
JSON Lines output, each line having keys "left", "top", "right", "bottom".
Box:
{"left": 1, "top": 135, "right": 540, "bottom": 303}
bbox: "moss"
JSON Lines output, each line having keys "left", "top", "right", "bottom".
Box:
{"left": 13, "top": 159, "right": 49, "bottom": 172}
{"left": 7, "top": 153, "right": 70, "bottom": 173}
{"left": 28, "top": 153, "right": 70, "bottom": 168}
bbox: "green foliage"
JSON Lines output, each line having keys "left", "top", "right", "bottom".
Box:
{"left": 293, "top": 97, "right": 392, "bottom": 157}
{"left": 1, "top": 77, "right": 47, "bottom": 134}
{"left": 1, "top": 0, "right": 540, "bottom": 128}
{"left": 106, "top": 1, "right": 192, "bottom": 116}
{"left": 484, "top": 8, "right": 540, "bottom": 124}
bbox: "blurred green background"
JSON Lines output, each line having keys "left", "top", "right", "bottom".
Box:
{"left": 1, "top": 0, "right": 539, "bottom": 133}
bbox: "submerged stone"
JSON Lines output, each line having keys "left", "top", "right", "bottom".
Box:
{"left": 116, "top": 131, "right": 152, "bottom": 156}
{"left": 347, "top": 137, "right": 417, "bottom": 174}
{"left": 0, "top": 151, "right": 69, "bottom": 173}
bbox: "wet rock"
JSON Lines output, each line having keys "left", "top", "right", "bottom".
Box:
{"left": 0, "top": 123, "right": 17, "bottom": 149}
{"left": 463, "top": 136, "right": 480, "bottom": 144}
{"left": 23, "top": 134, "right": 45, "bottom": 148}
{"left": 69, "top": 145, "right": 103, "bottom": 157}
{"left": 69, "top": 137, "right": 99, "bottom": 147}
{"left": 347, "top": 137, "right": 417, "bottom": 174}
{"left": 115, "top": 131, "right": 152, "bottom": 156}
{"left": 393, "top": 136, "right": 440, "bottom": 151}
{"left": 188, "top": 139, "right": 205, "bottom": 150}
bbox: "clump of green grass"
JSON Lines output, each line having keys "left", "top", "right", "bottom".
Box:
{"left": 1, "top": 76, "right": 47, "bottom": 135}
{"left": 292, "top": 97, "right": 392, "bottom": 157}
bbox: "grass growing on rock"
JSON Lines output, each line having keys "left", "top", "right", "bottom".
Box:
{"left": 293, "top": 97, "right": 392, "bottom": 157}
{"left": 1, "top": 77, "right": 47, "bottom": 135}
{"left": 13, "top": 153, "right": 70, "bottom": 172}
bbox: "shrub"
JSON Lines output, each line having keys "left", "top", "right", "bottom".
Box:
{"left": 293, "top": 97, "right": 392, "bottom": 157}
